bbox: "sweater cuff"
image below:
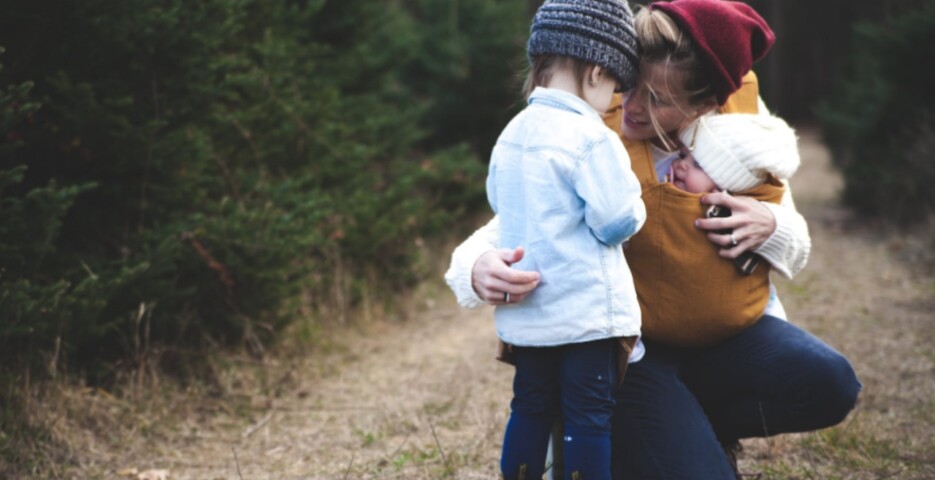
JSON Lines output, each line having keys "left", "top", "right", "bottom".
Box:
{"left": 755, "top": 202, "right": 795, "bottom": 279}
{"left": 444, "top": 248, "right": 491, "bottom": 309}
{"left": 444, "top": 220, "right": 500, "bottom": 309}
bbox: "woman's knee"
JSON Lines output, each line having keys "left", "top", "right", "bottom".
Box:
{"left": 805, "top": 349, "right": 862, "bottom": 426}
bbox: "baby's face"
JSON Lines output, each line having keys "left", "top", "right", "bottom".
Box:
{"left": 671, "top": 152, "right": 718, "bottom": 193}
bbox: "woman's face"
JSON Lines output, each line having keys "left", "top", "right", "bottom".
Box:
{"left": 620, "top": 62, "right": 700, "bottom": 143}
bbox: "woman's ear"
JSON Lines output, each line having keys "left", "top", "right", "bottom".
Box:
{"left": 694, "top": 99, "right": 719, "bottom": 119}
{"left": 679, "top": 99, "right": 719, "bottom": 129}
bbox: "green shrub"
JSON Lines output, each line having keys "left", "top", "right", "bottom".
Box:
{"left": 0, "top": 0, "right": 526, "bottom": 383}
{"left": 818, "top": 4, "right": 935, "bottom": 224}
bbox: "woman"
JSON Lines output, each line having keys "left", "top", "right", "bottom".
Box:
{"left": 445, "top": 1, "right": 861, "bottom": 478}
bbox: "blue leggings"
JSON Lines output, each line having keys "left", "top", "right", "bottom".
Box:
{"left": 502, "top": 338, "right": 618, "bottom": 480}
{"left": 611, "top": 316, "right": 861, "bottom": 479}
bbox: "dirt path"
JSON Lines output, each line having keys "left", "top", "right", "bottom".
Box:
{"left": 170, "top": 299, "right": 512, "bottom": 480}
{"left": 53, "top": 130, "right": 934, "bottom": 479}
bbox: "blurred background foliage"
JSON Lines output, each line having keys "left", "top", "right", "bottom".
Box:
{"left": 0, "top": 0, "right": 527, "bottom": 387}
{"left": 816, "top": 2, "right": 935, "bottom": 224}
{"left": 1, "top": 0, "right": 933, "bottom": 404}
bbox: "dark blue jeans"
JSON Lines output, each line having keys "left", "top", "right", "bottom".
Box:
{"left": 611, "top": 316, "right": 861, "bottom": 479}
{"left": 502, "top": 338, "right": 618, "bottom": 480}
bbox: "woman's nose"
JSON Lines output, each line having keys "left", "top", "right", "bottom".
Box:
{"left": 623, "top": 88, "right": 646, "bottom": 113}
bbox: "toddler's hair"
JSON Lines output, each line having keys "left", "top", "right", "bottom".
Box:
{"left": 522, "top": 55, "right": 593, "bottom": 100}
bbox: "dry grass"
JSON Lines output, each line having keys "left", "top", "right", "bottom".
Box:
{"left": 738, "top": 128, "right": 935, "bottom": 479}
{"left": 3, "top": 128, "right": 934, "bottom": 479}
{"left": 1, "top": 267, "right": 515, "bottom": 479}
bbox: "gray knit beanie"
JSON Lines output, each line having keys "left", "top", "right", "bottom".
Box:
{"left": 527, "top": 0, "right": 639, "bottom": 90}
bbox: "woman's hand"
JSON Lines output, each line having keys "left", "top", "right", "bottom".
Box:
{"left": 471, "top": 247, "right": 541, "bottom": 305}
{"left": 696, "top": 191, "right": 777, "bottom": 259}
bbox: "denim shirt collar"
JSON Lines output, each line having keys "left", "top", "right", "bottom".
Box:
{"left": 528, "top": 87, "right": 601, "bottom": 122}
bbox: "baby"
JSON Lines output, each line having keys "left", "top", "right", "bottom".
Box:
{"left": 671, "top": 113, "right": 799, "bottom": 195}
{"left": 671, "top": 112, "right": 800, "bottom": 274}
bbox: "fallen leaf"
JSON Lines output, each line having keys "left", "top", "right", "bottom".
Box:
{"left": 117, "top": 468, "right": 139, "bottom": 477}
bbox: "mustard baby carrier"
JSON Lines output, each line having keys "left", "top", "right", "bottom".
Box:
{"left": 602, "top": 73, "right": 784, "bottom": 346}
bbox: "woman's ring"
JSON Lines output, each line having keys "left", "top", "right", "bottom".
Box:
{"left": 503, "top": 292, "right": 510, "bottom": 303}
{"left": 730, "top": 233, "right": 738, "bottom": 246}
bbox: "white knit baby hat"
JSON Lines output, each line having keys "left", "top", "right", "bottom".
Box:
{"left": 678, "top": 113, "right": 800, "bottom": 192}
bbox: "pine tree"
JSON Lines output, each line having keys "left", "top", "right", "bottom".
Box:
{"left": 818, "top": 4, "right": 935, "bottom": 224}
{"left": 0, "top": 0, "right": 527, "bottom": 381}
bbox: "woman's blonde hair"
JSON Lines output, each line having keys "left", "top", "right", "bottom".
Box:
{"left": 634, "top": 6, "right": 718, "bottom": 148}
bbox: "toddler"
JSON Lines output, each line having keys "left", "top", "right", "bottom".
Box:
{"left": 485, "top": 1, "right": 644, "bottom": 478}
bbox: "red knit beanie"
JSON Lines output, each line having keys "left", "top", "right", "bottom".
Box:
{"left": 649, "top": 0, "right": 775, "bottom": 105}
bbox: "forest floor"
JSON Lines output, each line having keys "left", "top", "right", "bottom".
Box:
{"left": 8, "top": 129, "right": 935, "bottom": 479}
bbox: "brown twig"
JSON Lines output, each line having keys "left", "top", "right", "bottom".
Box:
{"left": 231, "top": 447, "right": 244, "bottom": 480}
{"left": 388, "top": 433, "right": 410, "bottom": 460}
{"left": 757, "top": 401, "right": 772, "bottom": 460}
{"left": 182, "top": 233, "right": 236, "bottom": 298}
{"left": 341, "top": 452, "right": 356, "bottom": 480}
{"left": 242, "top": 412, "right": 273, "bottom": 440}
{"left": 429, "top": 420, "right": 451, "bottom": 474}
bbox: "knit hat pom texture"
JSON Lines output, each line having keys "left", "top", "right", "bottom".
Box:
{"left": 679, "top": 113, "right": 800, "bottom": 192}
{"left": 528, "top": 0, "right": 639, "bottom": 90}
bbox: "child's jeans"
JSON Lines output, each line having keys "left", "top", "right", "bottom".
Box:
{"left": 501, "top": 338, "right": 618, "bottom": 480}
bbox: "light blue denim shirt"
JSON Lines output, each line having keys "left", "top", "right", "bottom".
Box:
{"left": 486, "top": 87, "right": 646, "bottom": 346}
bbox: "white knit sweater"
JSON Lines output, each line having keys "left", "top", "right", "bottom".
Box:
{"left": 446, "top": 180, "right": 810, "bottom": 310}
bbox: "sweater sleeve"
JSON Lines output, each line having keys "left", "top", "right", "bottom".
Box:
{"left": 444, "top": 216, "right": 501, "bottom": 308}
{"left": 754, "top": 179, "right": 811, "bottom": 279}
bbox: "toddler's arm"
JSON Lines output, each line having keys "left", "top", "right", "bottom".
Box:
{"left": 576, "top": 132, "right": 646, "bottom": 245}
